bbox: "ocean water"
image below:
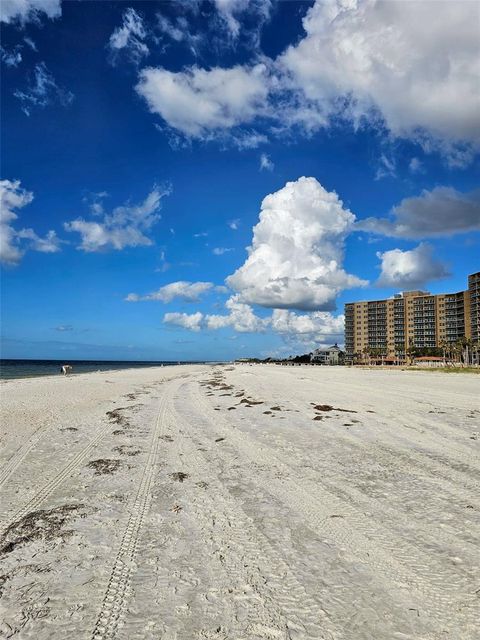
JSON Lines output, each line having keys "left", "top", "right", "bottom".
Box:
{"left": 0, "top": 359, "right": 198, "bottom": 380}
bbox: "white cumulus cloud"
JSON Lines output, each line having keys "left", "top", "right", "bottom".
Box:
{"left": 126, "top": 281, "right": 219, "bottom": 303}
{"left": 280, "top": 0, "right": 480, "bottom": 162}
{"left": 163, "top": 311, "right": 204, "bottom": 332}
{"left": 376, "top": 243, "right": 449, "bottom": 289}
{"left": 64, "top": 186, "right": 170, "bottom": 252}
{"left": 162, "top": 293, "right": 344, "bottom": 348}
{"left": 136, "top": 63, "right": 269, "bottom": 139}
{"left": 205, "top": 295, "right": 269, "bottom": 333}
{"left": 271, "top": 308, "right": 344, "bottom": 340}
{"left": 227, "top": 176, "right": 366, "bottom": 311}
{"left": 270, "top": 308, "right": 345, "bottom": 350}
{"left": 358, "top": 186, "right": 480, "bottom": 239}
{"left": 0, "top": 179, "right": 61, "bottom": 266}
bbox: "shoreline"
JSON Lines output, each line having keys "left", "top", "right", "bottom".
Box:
{"left": 0, "top": 360, "right": 217, "bottom": 382}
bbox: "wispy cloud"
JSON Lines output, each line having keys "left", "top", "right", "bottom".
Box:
{"left": 54, "top": 325, "right": 74, "bottom": 332}
{"left": 65, "top": 186, "right": 171, "bottom": 252}
{"left": 259, "top": 153, "right": 274, "bottom": 171}
{"left": 213, "top": 247, "right": 234, "bottom": 255}
{"left": 0, "top": 0, "right": 61, "bottom": 25}
{"left": 23, "top": 37, "right": 37, "bottom": 51}
{"left": 14, "top": 62, "right": 74, "bottom": 116}
{"left": 126, "top": 280, "right": 219, "bottom": 303}
{"left": 1, "top": 45, "right": 22, "bottom": 67}
{"left": 108, "top": 7, "right": 149, "bottom": 65}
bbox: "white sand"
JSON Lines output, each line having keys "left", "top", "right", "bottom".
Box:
{"left": 0, "top": 363, "right": 479, "bottom": 639}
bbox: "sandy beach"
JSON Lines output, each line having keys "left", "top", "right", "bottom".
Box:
{"left": 0, "top": 364, "right": 479, "bottom": 639}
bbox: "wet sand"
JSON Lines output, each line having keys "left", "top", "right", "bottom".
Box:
{"left": 0, "top": 363, "right": 479, "bottom": 639}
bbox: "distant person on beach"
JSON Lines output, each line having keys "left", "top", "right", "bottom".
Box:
{"left": 61, "top": 365, "right": 73, "bottom": 375}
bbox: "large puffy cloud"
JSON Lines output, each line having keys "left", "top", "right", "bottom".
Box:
{"left": 376, "top": 243, "right": 449, "bottom": 289}
{"left": 280, "top": 0, "right": 480, "bottom": 160}
{"left": 0, "top": 0, "right": 61, "bottom": 24}
{"left": 270, "top": 309, "right": 345, "bottom": 350}
{"left": 64, "top": 186, "right": 170, "bottom": 252}
{"left": 126, "top": 281, "right": 219, "bottom": 303}
{"left": 163, "top": 311, "right": 204, "bottom": 332}
{"left": 205, "top": 295, "right": 269, "bottom": 333}
{"left": 358, "top": 187, "right": 480, "bottom": 239}
{"left": 136, "top": 1, "right": 479, "bottom": 161}
{"left": 136, "top": 63, "right": 269, "bottom": 139}
{"left": 163, "top": 295, "right": 268, "bottom": 334}
{"left": 227, "top": 177, "right": 366, "bottom": 311}
{"left": 271, "top": 309, "right": 344, "bottom": 341}
{"left": 0, "top": 179, "right": 61, "bottom": 265}
{"left": 162, "top": 294, "right": 344, "bottom": 349}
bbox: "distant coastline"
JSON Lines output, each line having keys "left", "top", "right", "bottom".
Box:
{"left": 0, "top": 359, "right": 210, "bottom": 380}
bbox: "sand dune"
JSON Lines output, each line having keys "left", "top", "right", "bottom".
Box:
{"left": 0, "top": 364, "right": 479, "bottom": 639}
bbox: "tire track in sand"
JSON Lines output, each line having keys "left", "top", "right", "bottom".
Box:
{"left": 0, "top": 410, "right": 56, "bottom": 490}
{"left": 91, "top": 382, "right": 177, "bottom": 640}
{"left": 0, "top": 418, "right": 112, "bottom": 532}
{"left": 164, "top": 392, "right": 339, "bottom": 640}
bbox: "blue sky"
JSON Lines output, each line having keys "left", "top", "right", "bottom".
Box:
{"left": 1, "top": 0, "right": 479, "bottom": 361}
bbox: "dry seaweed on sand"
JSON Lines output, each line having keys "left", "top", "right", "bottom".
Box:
{"left": 171, "top": 472, "right": 189, "bottom": 482}
{"left": 106, "top": 409, "right": 129, "bottom": 427}
{"left": 0, "top": 504, "right": 84, "bottom": 556}
{"left": 113, "top": 445, "right": 141, "bottom": 456}
{"left": 313, "top": 404, "right": 357, "bottom": 413}
{"left": 87, "top": 459, "right": 122, "bottom": 475}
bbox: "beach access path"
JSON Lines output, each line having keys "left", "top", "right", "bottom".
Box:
{"left": 0, "top": 363, "right": 479, "bottom": 639}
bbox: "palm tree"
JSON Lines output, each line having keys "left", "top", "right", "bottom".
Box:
{"left": 472, "top": 341, "right": 480, "bottom": 366}
{"left": 406, "top": 338, "right": 416, "bottom": 366}
{"left": 439, "top": 339, "right": 448, "bottom": 366}
{"left": 362, "top": 346, "right": 371, "bottom": 365}
{"left": 395, "top": 342, "right": 405, "bottom": 366}
{"left": 453, "top": 338, "right": 464, "bottom": 365}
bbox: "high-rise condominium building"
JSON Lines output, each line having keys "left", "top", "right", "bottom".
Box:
{"left": 345, "top": 271, "right": 479, "bottom": 362}
{"left": 469, "top": 271, "right": 480, "bottom": 342}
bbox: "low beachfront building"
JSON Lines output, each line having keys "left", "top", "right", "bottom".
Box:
{"left": 310, "top": 344, "right": 344, "bottom": 365}
{"left": 413, "top": 356, "right": 448, "bottom": 368}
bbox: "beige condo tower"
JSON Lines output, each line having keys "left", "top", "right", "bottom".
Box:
{"left": 345, "top": 271, "right": 479, "bottom": 363}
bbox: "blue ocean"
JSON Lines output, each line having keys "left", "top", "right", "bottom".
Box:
{"left": 0, "top": 359, "right": 198, "bottom": 380}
